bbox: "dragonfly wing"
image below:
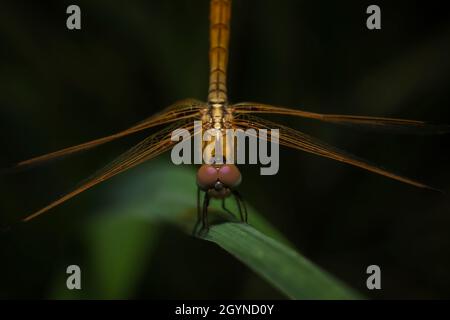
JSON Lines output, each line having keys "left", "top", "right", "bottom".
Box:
{"left": 21, "top": 119, "right": 194, "bottom": 222}
{"left": 234, "top": 114, "right": 439, "bottom": 191}
{"left": 7, "top": 99, "right": 204, "bottom": 172}
{"left": 232, "top": 102, "right": 450, "bottom": 134}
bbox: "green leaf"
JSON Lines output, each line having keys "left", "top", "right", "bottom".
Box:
{"left": 89, "top": 159, "right": 362, "bottom": 300}
{"left": 201, "top": 222, "right": 361, "bottom": 299}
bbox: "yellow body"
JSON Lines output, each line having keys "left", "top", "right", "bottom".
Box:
{"left": 204, "top": 0, "right": 233, "bottom": 130}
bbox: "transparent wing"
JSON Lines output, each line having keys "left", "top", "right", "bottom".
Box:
{"left": 234, "top": 114, "right": 439, "bottom": 191}
{"left": 232, "top": 102, "right": 449, "bottom": 134}
{"left": 8, "top": 99, "right": 204, "bottom": 171}
{"left": 21, "top": 119, "right": 195, "bottom": 222}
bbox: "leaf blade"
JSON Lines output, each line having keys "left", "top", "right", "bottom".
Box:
{"left": 202, "top": 222, "right": 362, "bottom": 300}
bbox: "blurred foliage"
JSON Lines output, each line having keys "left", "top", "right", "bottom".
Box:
{"left": 1, "top": 0, "right": 450, "bottom": 299}
{"left": 49, "top": 162, "right": 360, "bottom": 299}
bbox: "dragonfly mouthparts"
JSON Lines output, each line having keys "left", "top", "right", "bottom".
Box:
{"left": 214, "top": 181, "right": 224, "bottom": 191}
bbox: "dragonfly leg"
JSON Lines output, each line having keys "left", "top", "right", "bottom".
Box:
{"left": 221, "top": 199, "right": 236, "bottom": 220}
{"left": 192, "top": 187, "right": 202, "bottom": 236}
{"left": 233, "top": 190, "right": 248, "bottom": 223}
{"left": 235, "top": 194, "right": 244, "bottom": 222}
{"left": 199, "top": 193, "right": 210, "bottom": 235}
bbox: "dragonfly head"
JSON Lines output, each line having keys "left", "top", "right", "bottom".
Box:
{"left": 196, "top": 164, "right": 242, "bottom": 199}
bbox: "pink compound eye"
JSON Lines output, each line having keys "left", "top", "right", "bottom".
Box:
{"left": 218, "top": 164, "right": 242, "bottom": 188}
{"left": 196, "top": 165, "right": 219, "bottom": 190}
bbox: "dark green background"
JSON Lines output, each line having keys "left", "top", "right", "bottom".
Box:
{"left": 1, "top": 0, "right": 450, "bottom": 299}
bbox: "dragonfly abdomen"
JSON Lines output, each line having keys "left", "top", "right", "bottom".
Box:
{"left": 208, "top": 0, "right": 231, "bottom": 106}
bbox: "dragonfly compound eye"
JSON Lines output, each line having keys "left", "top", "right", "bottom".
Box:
{"left": 196, "top": 164, "right": 219, "bottom": 190}
{"left": 218, "top": 164, "right": 242, "bottom": 188}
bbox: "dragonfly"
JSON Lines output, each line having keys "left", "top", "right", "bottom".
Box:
{"left": 4, "top": 0, "right": 447, "bottom": 235}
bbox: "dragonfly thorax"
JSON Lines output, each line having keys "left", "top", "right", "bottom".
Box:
{"left": 203, "top": 102, "right": 234, "bottom": 130}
